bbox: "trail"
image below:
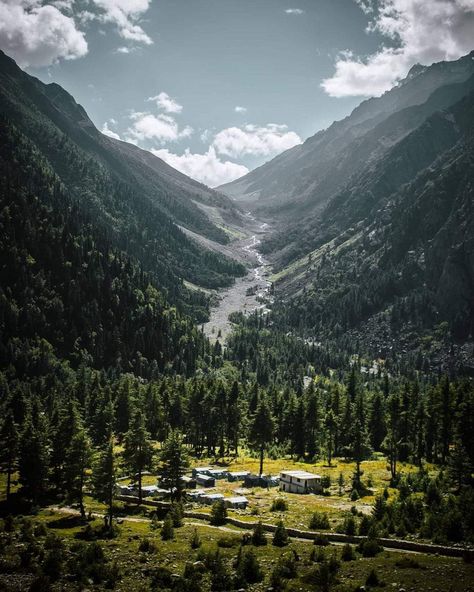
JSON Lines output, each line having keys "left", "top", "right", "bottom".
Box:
{"left": 202, "top": 213, "right": 273, "bottom": 342}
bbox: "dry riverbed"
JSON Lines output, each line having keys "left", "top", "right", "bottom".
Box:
{"left": 203, "top": 214, "right": 273, "bottom": 342}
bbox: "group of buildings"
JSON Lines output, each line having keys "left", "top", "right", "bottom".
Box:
{"left": 116, "top": 467, "right": 323, "bottom": 507}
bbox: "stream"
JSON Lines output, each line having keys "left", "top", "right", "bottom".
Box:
{"left": 202, "top": 215, "right": 273, "bottom": 342}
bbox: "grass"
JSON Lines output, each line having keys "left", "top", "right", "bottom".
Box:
{"left": 3, "top": 509, "right": 473, "bottom": 592}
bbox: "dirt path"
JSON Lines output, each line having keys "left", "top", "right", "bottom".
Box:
{"left": 203, "top": 214, "right": 273, "bottom": 342}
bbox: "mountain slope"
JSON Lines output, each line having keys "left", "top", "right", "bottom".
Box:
{"left": 219, "top": 52, "right": 474, "bottom": 219}
{"left": 0, "top": 51, "right": 245, "bottom": 317}
{"left": 270, "top": 91, "right": 474, "bottom": 363}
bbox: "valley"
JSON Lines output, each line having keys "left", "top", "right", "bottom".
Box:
{"left": 203, "top": 213, "right": 273, "bottom": 342}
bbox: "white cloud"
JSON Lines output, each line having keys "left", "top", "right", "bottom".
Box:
{"left": 285, "top": 8, "right": 304, "bottom": 14}
{"left": 91, "top": 0, "right": 153, "bottom": 45}
{"left": 127, "top": 111, "right": 193, "bottom": 143}
{"left": 212, "top": 124, "right": 301, "bottom": 158}
{"left": 322, "top": 0, "right": 474, "bottom": 97}
{"left": 101, "top": 121, "right": 121, "bottom": 139}
{"left": 148, "top": 91, "right": 183, "bottom": 114}
{"left": 151, "top": 146, "right": 249, "bottom": 188}
{"left": 0, "top": 0, "right": 88, "bottom": 67}
{"left": 234, "top": 105, "right": 247, "bottom": 113}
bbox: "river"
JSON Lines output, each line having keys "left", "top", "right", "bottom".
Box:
{"left": 202, "top": 215, "right": 272, "bottom": 342}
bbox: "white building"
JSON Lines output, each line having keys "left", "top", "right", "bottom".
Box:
{"left": 279, "top": 470, "right": 322, "bottom": 494}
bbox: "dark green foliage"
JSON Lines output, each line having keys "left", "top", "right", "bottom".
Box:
{"left": 273, "top": 520, "right": 289, "bottom": 547}
{"left": 235, "top": 547, "right": 263, "bottom": 584}
{"left": 357, "top": 539, "right": 383, "bottom": 557}
{"left": 271, "top": 498, "right": 288, "bottom": 512}
{"left": 366, "top": 568, "right": 380, "bottom": 587}
{"left": 157, "top": 430, "right": 189, "bottom": 501}
{"left": 341, "top": 543, "right": 355, "bottom": 561}
{"left": 161, "top": 514, "right": 174, "bottom": 540}
{"left": 309, "top": 512, "right": 330, "bottom": 530}
{"left": 92, "top": 439, "right": 116, "bottom": 528}
{"left": 190, "top": 527, "right": 201, "bottom": 549}
{"left": 251, "top": 521, "right": 267, "bottom": 546}
{"left": 210, "top": 499, "right": 227, "bottom": 526}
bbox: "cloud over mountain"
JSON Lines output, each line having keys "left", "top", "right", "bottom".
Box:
{"left": 323, "top": 0, "right": 474, "bottom": 97}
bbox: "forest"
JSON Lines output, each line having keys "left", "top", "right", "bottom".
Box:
{"left": 0, "top": 48, "right": 473, "bottom": 592}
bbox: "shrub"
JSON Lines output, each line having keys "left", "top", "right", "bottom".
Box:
{"left": 161, "top": 514, "right": 174, "bottom": 540}
{"left": 138, "top": 538, "right": 156, "bottom": 553}
{"left": 350, "top": 489, "right": 360, "bottom": 501}
{"left": 341, "top": 543, "right": 355, "bottom": 561}
{"left": 366, "top": 568, "right": 380, "bottom": 587}
{"left": 313, "top": 534, "right": 329, "bottom": 546}
{"left": 309, "top": 512, "right": 330, "bottom": 530}
{"left": 170, "top": 502, "right": 184, "bottom": 527}
{"left": 273, "top": 520, "right": 289, "bottom": 547}
{"left": 210, "top": 500, "right": 227, "bottom": 526}
{"left": 190, "top": 527, "right": 201, "bottom": 549}
{"left": 356, "top": 539, "right": 382, "bottom": 557}
{"left": 236, "top": 548, "right": 263, "bottom": 584}
{"left": 217, "top": 535, "right": 240, "bottom": 548}
{"left": 274, "top": 552, "right": 298, "bottom": 579}
{"left": 251, "top": 521, "right": 267, "bottom": 546}
{"left": 343, "top": 515, "right": 356, "bottom": 536}
{"left": 271, "top": 498, "right": 288, "bottom": 512}
{"left": 395, "top": 556, "right": 423, "bottom": 569}
{"left": 358, "top": 515, "right": 372, "bottom": 536}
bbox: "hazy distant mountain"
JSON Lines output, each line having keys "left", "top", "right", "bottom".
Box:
{"left": 219, "top": 52, "right": 474, "bottom": 220}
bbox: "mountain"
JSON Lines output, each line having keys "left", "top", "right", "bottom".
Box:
{"left": 0, "top": 50, "right": 245, "bottom": 316}
{"left": 219, "top": 52, "right": 474, "bottom": 220}
{"left": 221, "top": 52, "right": 474, "bottom": 366}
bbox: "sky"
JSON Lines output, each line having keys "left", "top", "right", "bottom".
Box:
{"left": 1, "top": 0, "right": 473, "bottom": 187}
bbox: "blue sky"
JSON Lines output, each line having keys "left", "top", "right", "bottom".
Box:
{"left": 1, "top": 0, "right": 473, "bottom": 186}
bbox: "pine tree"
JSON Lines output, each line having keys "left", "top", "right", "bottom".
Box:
{"left": 157, "top": 429, "right": 189, "bottom": 500}
{"left": 161, "top": 513, "right": 174, "bottom": 540}
{"left": 0, "top": 410, "right": 19, "bottom": 501}
{"left": 122, "top": 409, "right": 154, "bottom": 504}
{"left": 368, "top": 393, "right": 386, "bottom": 452}
{"left": 92, "top": 438, "right": 116, "bottom": 529}
{"left": 64, "top": 426, "right": 92, "bottom": 518}
{"left": 273, "top": 520, "right": 289, "bottom": 547}
{"left": 19, "top": 412, "right": 49, "bottom": 502}
{"left": 249, "top": 398, "right": 274, "bottom": 476}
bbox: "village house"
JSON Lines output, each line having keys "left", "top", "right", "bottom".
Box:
{"left": 279, "top": 470, "right": 322, "bottom": 494}
{"left": 224, "top": 496, "right": 249, "bottom": 509}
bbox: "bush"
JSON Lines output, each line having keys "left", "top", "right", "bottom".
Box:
{"left": 271, "top": 498, "right": 288, "bottom": 512}
{"left": 210, "top": 500, "right": 227, "bottom": 526}
{"left": 356, "top": 539, "right": 382, "bottom": 557}
{"left": 395, "top": 556, "right": 423, "bottom": 569}
{"left": 341, "top": 543, "right": 355, "bottom": 561}
{"left": 170, "top": 502, "right": 184, "bottom": 527}
{"left": 313, "top": 534, "right": 329, "bottom": 546}
{"left": 274, "top": 552, "right": 298, "bottom": 579}
{"left": 190, "top": 527, "right": 201, "bottom": 549}
{"left": 138, "top": 538, "right": 157, "bottom": 553}
{"left": 217, "top": 535, "right": 240, "bottom": 548}
{"left": 251, "top": 521, "right": 267, "bottom": 546}
{"left": 366, "top": 568, "right": 380, "bottom": 587}
{"left": 161, "top": 514, "right": 174, "bottom": 540}
{"left": 343, "top": 515, "right": 356, "bottom": 536}
{"left": 273, "top": 520, "right": 289, "bottom": 547}
{"left": 350, "top": 489, "right": 360, "bottom": 501}
{"left": 309, "top": 512, "right": 330, "bottom": 530}
{"left": 236, "top": 548, "right": 263, "bottom": 584}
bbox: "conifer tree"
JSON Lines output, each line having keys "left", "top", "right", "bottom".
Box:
{"left": 249, "top": 398, "right": 274, "bottom": 476}
{"left": 64, "top": 425, "right": 92, "bottom": 518}
{"left": 0, "top": 410, "right": 19, "bottom": 501}
{"left": 157, "top": 429, "right": 189, "bottom": 500}
{"left": 122, "top": 409, "right": 154, "bottom": 504}
{"left": 92, "top": 438, "right": 116, "bottom": 529}
{"left": 19, "top": 412, "right": 49, "bottom": 502}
